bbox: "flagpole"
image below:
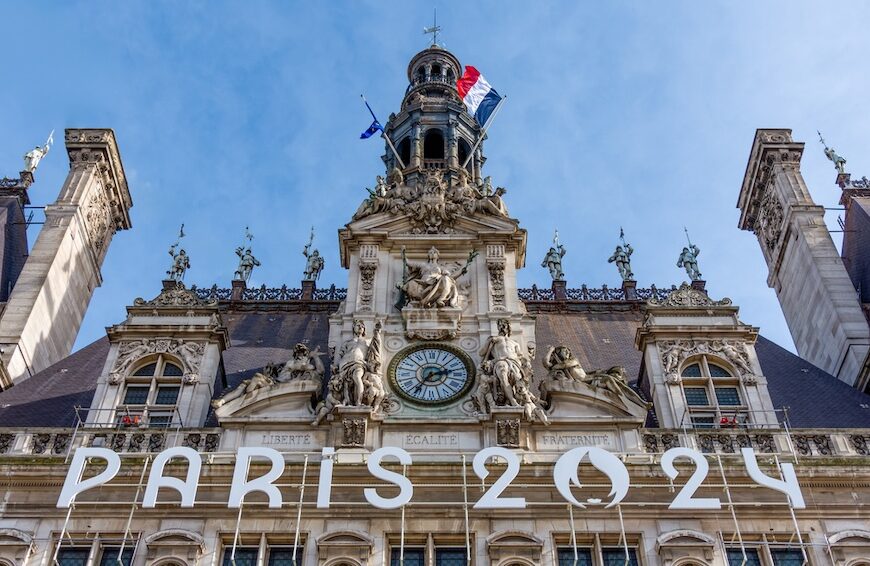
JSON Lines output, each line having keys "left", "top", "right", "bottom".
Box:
{"left": 462, "top": 95, "right": 507, "bottom": 170}
{"left": 361, "top": 95, "right": 406, "bottom": 169}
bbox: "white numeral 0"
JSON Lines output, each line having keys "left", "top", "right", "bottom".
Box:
{"left": 553, "top": 447, "right": 629, "bottom": 508}
{"left": 472, "top": 447, "right": 526, "bottom": 509}
{"left": 660, "top": 448, "right": 721, "bottom": 509}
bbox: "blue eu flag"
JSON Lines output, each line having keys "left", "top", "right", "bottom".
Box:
{"left": 360, "top": 120, "right": 383, "bottom": 139}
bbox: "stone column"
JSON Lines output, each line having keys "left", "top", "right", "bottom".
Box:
{"left": 0, "top": 129, "right": 132, "bottom": 388}
{"left": 552, "top": 280, "right": 567, "bottom": 300}
{"left": 739, "top": 129, "right": 870, "bottom": 388}
{"left": 301, "top": 279, "right": 316, "bottom": 301}
{"left": 411, "top": 125, "right": 422, "bottom": 169}
{"left": 622, "top": 279, "right": 637, "bottom": 301}
{"left": 231, "top": 279, "right": 246, "bottom": 301}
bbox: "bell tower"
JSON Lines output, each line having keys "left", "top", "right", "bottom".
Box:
{"left": 738, "top": 129, "right": 870, "bottom": 389}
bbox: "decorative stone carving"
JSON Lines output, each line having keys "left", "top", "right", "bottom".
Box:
{"left": 397, "top": 246, "right": 477, "bottom": 309}
{"left": 496, "top": 418, "right": 520, "bottom": 447}
{"left": 32, "top": 434, "right": 50, "bottom": 454}
{"left": 474, "top": 320, "right": 549, "bottom": 424}
{"left": 850, "top": 434, "right": 869, "bottom": 455}
{"left": 753, "top": 188, "right": 784, "bottom": 251}
{"left": 342, "top": 417, "right": 367, "bottom": 447}
{"left": 753, "top": 434, "right": 775, "bottom": 453}
{"left": 212, "top": 371, "right": 274, "bottom": 409}
{"left": 648, "top": 282, "right": 732, "bottom": 307}
{"left": 658, "top": 339, "right": 758, "bottom": 384}
{"left": 487, "top": 261, "right": 506, "bottom": 311}
{"left": 133, "top": 284, "right": 217, "bottom": 308}
{"left": 85, "top": 185, "right": 113, "bottom": 253}
{"left": 0, "top": 434, "right": 13, "bottom": 454}
{"left": 276, "top": 343, "right": 326, "bottom": 383}
{"left": 149, "top": 433, "right": 165, "bottom": 452}
{"left": 313, "top": 321, "right": 385, "bottom": 426}
{"left": 52, "top": 434, "right": 70, "bottom": 455}
{"left": 357, "top": 262, "right": 377, "bottom": 312}
{"left": 540, "top": 345, "right": 649, "bottom": 410}
{"left": 110, "top": 338, "right": 206, "bottom": 384}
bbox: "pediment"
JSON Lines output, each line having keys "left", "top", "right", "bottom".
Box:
{"left": 213, "top": 379, "right": 320, "bottom": 421}
{"left": 655, "top": 530, "right": 716, "bottom": 550}
{"left": 545, "top": 380, "right": 650, "bottom": 422}
{"left": 340, "top": 212, "right": 526, "bottom": 268}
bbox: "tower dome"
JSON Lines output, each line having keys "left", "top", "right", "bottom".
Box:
{"left": 405, "top": 45, "right": 463, "bottom": 103}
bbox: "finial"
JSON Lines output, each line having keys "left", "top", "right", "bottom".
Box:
{"left": 818, "top": 130, "right": 848, "bottom": 175}
{"left": 22, "top": 130, "right": 54, "bottom": 174}
{"left": 423, "top": 8, "right": 441, "bottom": 46}
{"left": 166, "top": 223, "right": 189, "bottom": 282}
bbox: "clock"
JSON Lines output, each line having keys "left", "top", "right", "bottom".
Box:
{"left": 388, "top": 344, "right": 475, "bottom": 405}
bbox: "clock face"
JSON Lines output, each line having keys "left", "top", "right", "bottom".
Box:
{"left": 389, "top": 344, "right": 474, "bottom": 405}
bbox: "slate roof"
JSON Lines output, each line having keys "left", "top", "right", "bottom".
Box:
{"left": 1, "top": 301, "right": 868, "bottom": 429}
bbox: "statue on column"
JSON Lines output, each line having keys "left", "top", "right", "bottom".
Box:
{"left": 233, "top": 227, "right": 260, "bottom": 282}
{"left": 397, "top": 246, "right": 477, "bottom": 309}
{"left": 302, "top": 226, "right": 325, "bottom": 281}
{"left": 475, "top": 319, "right": 549, "bottom": 423}
{"left": 607, "top": 228, "right": 634, "bottom": 281}
{"left": 23, "top": 130, "right": 54, "bottom": 173}
{"left": 166, "top": 224, "right": 190, "bottom": 282}
{"left": 319, "top": 320, "right": 385, "bottom": 421}
{"left": 541, "top": 230, "right": 566, "bottom": 281}
{"left": 677, "top": 229, "right": 702, "bottom": 281}
{"left": 818, "top": 131, "right": 847, "bottom": 175}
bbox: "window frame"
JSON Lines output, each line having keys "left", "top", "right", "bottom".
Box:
{"left": 118, "top": 354, "right": 184, "bottom": 428}
{"left": 679, "top": 355, "right": 750, "bottom": 429}
{"left": 219, "top": 541, "right": 305, "bottom": 566}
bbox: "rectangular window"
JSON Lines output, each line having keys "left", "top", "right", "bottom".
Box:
{"left": 154, "top": 386, "right": 180, "bottom": 405}
{"left": 684, "top": 387, "right": 709, "bottom": 406}
{"left": 149, "top": 414, "right": 173, "bottom": 428}
{"left": 435, "top": 548, "right": 467, "bottom": 566}
{"left": 727, "top": 548, "right": 762, "bottom": 566}
{"left": 123, "top": 386, "right": 149, "bottom": 405}
{"left": 268, "top": 546, "right": 305, "bottom": 566}
{"left": 601, "top": 547, "right": 639, "bottom": 566}
{"left": 770, "top": 549, "right": 804, "bottom": 566}
{"left": 715, "top": 387, "right": 742, "bottom": 406}
{"left": 691, "top": 415, "right": 716, "bottom": 429}
{"left": 222, "top": 547, "right": 259, "bottom": 566}
{"left": 557, "top": 547, "right": 594, "bottom": 566}
{"left": 99, "top": 547, "right": 134, "bottom": 566}
{"left": 56, "top": 548, "right": 90, "bottom": 566}
{"left": 390, "top": 547, "right": 425, "bottom": 566}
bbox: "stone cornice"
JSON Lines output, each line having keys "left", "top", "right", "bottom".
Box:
{"left": 738, "top": 128, "right": 804, "bottom": 232}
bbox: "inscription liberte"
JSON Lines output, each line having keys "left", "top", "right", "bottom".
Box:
{"left": 261, "top": 433, "right": 312, "bottom": 446}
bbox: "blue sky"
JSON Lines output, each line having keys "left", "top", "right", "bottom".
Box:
{"left": 2, "top": 1, "right": 869, "bottom": 353}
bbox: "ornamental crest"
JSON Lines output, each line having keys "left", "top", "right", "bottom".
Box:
{"left": 133, "top": 284, "right": 217, "bottom": 308}
{"left": 659, "top": 339, "right": 757, "bottom": 384}
{"left": 110, "top": 338, "right": 206, "bottom": 384}
{"left": 648, "top": 282, "right": 732, "bottom": 308}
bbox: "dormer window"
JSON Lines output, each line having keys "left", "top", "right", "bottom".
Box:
{"left": 680, "top": 357, "right": 747, "bottom": 429}
{"left": 119, "top": 355, "right": 184, "bottom": 428}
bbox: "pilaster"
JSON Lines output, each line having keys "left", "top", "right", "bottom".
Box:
{"left": 0, "top": 129, "right": 133, "bottom": 388}
{"left": 738, "top": 129, "right": 870, "bottom": 389}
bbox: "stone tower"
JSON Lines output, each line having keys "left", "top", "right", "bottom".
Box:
{"left": 0, "top": 129, "right": 132, "bottom": 388}
{"left": 738, "top": 129, "right": 870, "bottom": 390}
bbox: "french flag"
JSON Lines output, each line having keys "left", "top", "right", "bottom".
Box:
{"left": 456, "top": 66, "right": 502, "bottom": 126}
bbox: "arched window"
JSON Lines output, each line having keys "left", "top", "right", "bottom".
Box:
{"left": 431, "top": 64, "right": 441, "bottom": 77}
{"left": 399, "top": 137, "right": 411, "bottom": 166}
{"left": 424, "top": 129, "right": 444, "bottom": 159}
{"left": 458, "top": 138, "right": 471, "bottom": 170}
{"left": 121, "top": 355, "right": 184, "bottom": 428}
{"left": 680, "top": 356, "right": 746, "bottom": 429}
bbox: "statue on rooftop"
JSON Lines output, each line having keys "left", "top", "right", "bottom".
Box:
{"left": 166, "top": 224, "right": 189, "bottom": 282}
{"left": 233, "top": 227, "right": 260, "bottom": 282}
{"left": 542, "top": 230, "right": 566, "bottom": 281}
{"left": 607, "top": 228, "right": 634, "bottom": 281}
{"left": 23, "top": 130, "right": 54, "bottom": 173}
{"left": 302, "top": 226, "right": 325, "bottom": 281}
{"left": 677, "top": 228, "right": 702, "bottom": 281}
{"left": 818, "top": 131, "right": 847, "bottom": 175}
{"left": 397, "top": 246, "right": 477, "bottom": 309}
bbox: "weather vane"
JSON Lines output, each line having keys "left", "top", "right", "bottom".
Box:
{"left": 423, "top": 8, "right": 441, "bottom": 46}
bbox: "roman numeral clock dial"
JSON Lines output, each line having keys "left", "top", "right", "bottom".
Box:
{"left": 388, "top": 344, "right": 475, "bottom": 405}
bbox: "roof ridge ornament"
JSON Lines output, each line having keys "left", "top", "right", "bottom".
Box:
{"left": 133, "top": 282, "right": 216, "bottom": 308}
{"left": 647, "top": 282, "right": 731, "bottom": 308}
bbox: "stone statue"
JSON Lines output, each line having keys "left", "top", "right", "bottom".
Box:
{"left": 480, "top": 176, "right": 494, "bottom": 196}
{"left": 322, "top": 320, "right": 385, "bottom": 418}
{"left": 607, "top": 229, "right": 634, "bottom": 281}
{"left": 302, "top": 227, "right": 325, "bottom": 281}
{"left": 476, "top": 319, "right": 548, "bottom": 423}
{"left": 311, "top": 374, "right": 345, "bottom": 425}
{"left": 585, "top": 366, "right": 650, "bottom": 408}
{"left": 398, "top": 246, "right": 477, "bottom": 309}
{"left": 541, "top": 231, "right": 566, "bottom": 281}
{"left": 677, "top": 244, "right": 702, "bottom": 281}
{"left": 277, "top": 343, "right": 326, "bottom": 383}
{"left": 542, "top": 345, "right": 587, "bottom": 382}
{"left": 22, "top": 130, "right": 53, "bottom": 173}
{"left": 234, "top": 247, "right": 261, "bottom": 282}
{"left": 212, "top": 371, "right": 275, "bottom": 408}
